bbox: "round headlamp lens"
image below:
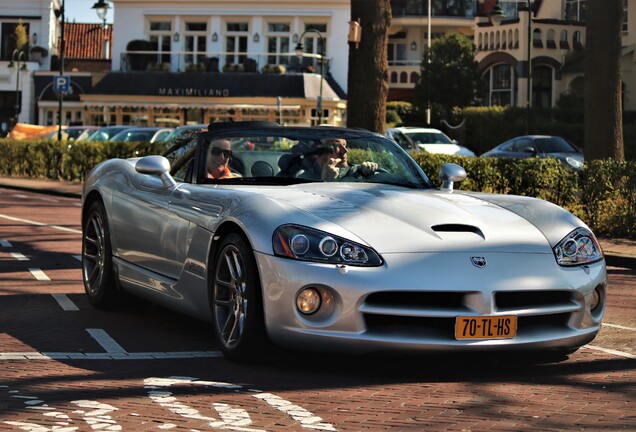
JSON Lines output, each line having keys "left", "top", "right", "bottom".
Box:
{"left": 296, "top": 288, "right": 321, "bottom": 315}
{"left": 290, "top": 234, "right": 310, "bottom": 255}
{"left": 319, "top": 237, "right": 338, "bottom": 257}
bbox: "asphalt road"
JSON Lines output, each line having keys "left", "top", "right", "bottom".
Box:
{"left": 1, "top": 187, "right": 634, "bottom": 431}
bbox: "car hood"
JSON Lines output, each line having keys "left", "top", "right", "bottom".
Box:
{"left": 418, "top": 144, "right": 475, "bottom": 157}
{"left": 257, "top": 184, "right": 553, "bottom": 254}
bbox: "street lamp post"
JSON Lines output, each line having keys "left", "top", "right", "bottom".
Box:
{"left": 54, "top": 0, "right": 65, "bottom": 141}
{"left": 92, "top": 0, "right": 110, "bottom": 59}
{"left": 295, "top": 29, "right": 325, "bottom": 125}
{"left": 7, "top": 49, "right": 28, "bottom": 127}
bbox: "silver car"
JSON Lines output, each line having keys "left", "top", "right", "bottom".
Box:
{"left": 81, "top": 122, "right": 606, "bottom": 361}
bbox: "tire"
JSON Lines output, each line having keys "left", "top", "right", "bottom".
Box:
{"left": 211, "top": 233, "right": 269, "bottom": 361}
{"left": 82, "top": 200, "right": 123, "bottom": 309}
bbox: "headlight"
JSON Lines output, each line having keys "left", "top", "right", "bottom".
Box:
{"left": 553, "top": 228, "right": 603, "bottom": 266}
{"left": 273, "top": 224, "right": 383, "bottom": 266}
{"left": 566, "top": 157, "right": 584, "bottom": 169}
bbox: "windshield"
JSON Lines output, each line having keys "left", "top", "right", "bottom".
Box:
{"left": 195, "top": 129, "right": 434, "bottom": 189}
{"left": 403, "top": 131, "right": 454, "bottom": 145}
{"left": 535, "top": 137, "right": 579, "bottom": 153}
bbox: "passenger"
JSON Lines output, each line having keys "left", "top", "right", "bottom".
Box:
{"left": 206, "top": 139, "right": 241, "bottom": 179}
{"left": 304, "top": 138, "right": 378, "bottom": 180}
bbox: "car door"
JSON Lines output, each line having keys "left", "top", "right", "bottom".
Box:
{"left": 109, "top": 138, "right": 199, "bottom": 280}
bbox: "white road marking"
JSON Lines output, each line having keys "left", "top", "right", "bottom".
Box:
{"left": 11, "top": 252, "right": 28, "bottom": 261}
{"left": 253, "top": 393, "right": 336, "bottom": 431}
{"left": 584, "top": 344, "right": 636, "bottom": 359}
{"left": 0, "top": 351, "right": 223, "bottom": 360}
{"left": 0, "top": 239, "right": 12, "bottom": 247}
{"left": 14, "top": 194, "right": 29, "bottom": 199}
{"left": 73, "top": 255, "right": 82, "bottom": 261}
{"left": 52, "top": 294, "right": 79, "bottom": 311}
{"left": 0, "top": 213, "right": 81, "bottom": 234}
{"left": 144, "top": 377, "right": 336, "bottom": 431}
{"left": 603, "top": 322, "right": 636, "bottom": 332}
{"left": 86, "top": 329, "right": 127, "bottom": 354}
{"left": 72, "top": 400, "right": 122, "bottom": 431}
{"left": 29, "top": 268, "right": 51, "bottom": 281}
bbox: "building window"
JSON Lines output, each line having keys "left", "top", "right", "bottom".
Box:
{"left": 1, "top": 21, "right": 30, "bottom": 60}
{"left": 224, "top": 22, "right": 248, "bottom": 66}
{"left": 185, "top": 22, "right": 208, "bottom": 66}
{"left": 148, "top": 21, "right": 172, "bottom": 65}
{"left": 388, "top": 42, "right": 407, "bottom": 65}
{"left": 266, "top": 22, "right": 291, "bottom": 65}
{"left": 485, "top": 64, "right": 515, "bottom": 107}
{"left": 532, "top": 65, "right": 553, "bottom": 108}
{"left": 300, "top": 23, "right": 327, "bottom": 71}
{"left": 565, "top": 0, "right": 586, "bottom": 22}
{"left": 624, "top": 0, "right": 629, "bottom": 33}
{"left": 560, "top": 30, "right": 569, "bottom": 49}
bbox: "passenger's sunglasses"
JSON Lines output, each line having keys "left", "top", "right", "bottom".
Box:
{"left": 210, "top": 147, "right": 232, "bottom": 158}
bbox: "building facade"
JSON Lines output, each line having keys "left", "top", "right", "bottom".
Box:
{"left": 2, "top": 1, "right": 634, "bottom": 130}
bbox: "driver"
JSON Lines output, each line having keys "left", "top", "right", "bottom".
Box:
{"left": 305, "top": 138, "right": 378, "bottom": 180}
{"left": 206, "top": 139, "right": 241, "bottom": 179}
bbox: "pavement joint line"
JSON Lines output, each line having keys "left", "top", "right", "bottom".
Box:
{"left": 0, "top": 213, "right": 82, "bottom": 234}
{"left": 51, "top": 294, "right": 79, "bottom": 311}
{"left": 603, "top": 322, "right": 636, "bottom": 332}
{"left": 29, "top": 268, "right": 51, "bottom": 281}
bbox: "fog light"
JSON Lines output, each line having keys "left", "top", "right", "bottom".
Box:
{"left": 590, "top": 287, "right": 602, "bottom": 312}
{"left": 296, "top": 288, "right": 321, "bottom": 315}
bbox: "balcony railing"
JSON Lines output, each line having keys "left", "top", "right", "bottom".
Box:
{"left": 391, "top": 0, "right": 477, "bottom": 18}
{"left": 120, "top": 50, "right": 330, "bottom": 75}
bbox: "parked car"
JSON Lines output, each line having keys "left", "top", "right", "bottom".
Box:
{"left": 77, "top": 126, "right": 135, "bottom": 142}
{"left": 109, "top": 127, "right": 174, "bottom": 143}
{"left": 387, "top": 126, "right": 476, "bottom": 157}
{"left": 45, "top": 125, "right": 100, "bottom": 141}
{"left": 481, "top": 135, "right": 584, "bottom": 171}
{"left": 82, "top": 121, "right": 606, "bottom": 361}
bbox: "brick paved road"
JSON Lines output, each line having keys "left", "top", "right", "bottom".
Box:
{"left": 1, "top": 187, "right": 634, "bottom": 431}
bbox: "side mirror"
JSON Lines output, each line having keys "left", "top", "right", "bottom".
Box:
{"left": 135, "top": 155, "right": 176, "bottom": 189}
{"left": 439, "top": 163, "right": 467, "bottom": 192}
{"left": 522, "top": 146, "right": 537, "bottom": 154}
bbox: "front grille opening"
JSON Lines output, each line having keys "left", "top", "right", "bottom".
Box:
{"left": 496, "top": 290, "right": 573, "bottom": 310}
{"left": 365, "top": 291, "right": 465, "bottom": 309}
{"left": 364, "top": 314, "right": 453, "bottom": 339}
{"left": 517, "top": 313, "right": 571, "bottom": 335}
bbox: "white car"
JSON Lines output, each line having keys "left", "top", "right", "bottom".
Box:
{"left": 387, "top": 127, "right": 476, "bottom": 157}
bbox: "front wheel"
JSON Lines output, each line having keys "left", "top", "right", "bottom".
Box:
{"left": 211, "top": 233, "right": 270, "bottom": 361}
{"left": 82, "top": 200, "right": 123, "bottom": 309}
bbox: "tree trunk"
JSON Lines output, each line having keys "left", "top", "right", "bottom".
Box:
{"left": 584, "top": 0, "right": 624, "bottom": 160}
{"left": 346, "top": 0, "right": 391, "bottom": 134}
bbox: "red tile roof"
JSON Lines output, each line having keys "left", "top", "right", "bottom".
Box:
{"left": 64, "top": 22, "right": 112, "bottom": 60}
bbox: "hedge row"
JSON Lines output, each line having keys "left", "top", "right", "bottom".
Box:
{"left": 1, "top": 139, "right": 634, "bottom": 239}
{"left": 413, "top": 152, "right": 636, "bottom": 239}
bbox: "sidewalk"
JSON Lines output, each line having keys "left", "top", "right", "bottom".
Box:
{"left": 1, "top": 175, "right": 635, "bottom": 269}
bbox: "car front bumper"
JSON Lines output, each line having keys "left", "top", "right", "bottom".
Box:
{"left": 256, "top": 250, "right": 607, "bottom": 354}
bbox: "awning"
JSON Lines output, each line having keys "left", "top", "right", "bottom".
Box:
{"left": 88, "top": 71, "right": 341, "bottom": 101}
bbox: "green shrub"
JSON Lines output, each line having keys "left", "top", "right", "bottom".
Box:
{"left": 0, "top": 139, "right": 633, "bottom": 239}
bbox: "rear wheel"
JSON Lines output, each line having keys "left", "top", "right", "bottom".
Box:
{"left": 211, "top": 233, "right": 269, "bottom": 361}
{"left": 82, "top": 200, "right": 123, "bottom": 309}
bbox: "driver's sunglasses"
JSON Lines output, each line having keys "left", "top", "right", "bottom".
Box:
{"left": 210, "top": 147, "right": 232, "bottom": 158}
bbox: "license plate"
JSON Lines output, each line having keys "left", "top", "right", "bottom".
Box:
{"left": 455, "top": 315, "right": 517, "bottom": 340}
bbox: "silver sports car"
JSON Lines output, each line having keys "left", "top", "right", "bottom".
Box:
{"left": 81, "top": 122, "right": 607, "bottom": 361}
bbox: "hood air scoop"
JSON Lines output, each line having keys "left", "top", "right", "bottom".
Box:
{"left": 432, "top": 224, "right": 485, "bottom": 241}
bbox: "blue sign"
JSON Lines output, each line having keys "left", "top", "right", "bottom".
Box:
{"left": 53, "top": 75, "right": 71, "bottom": 94}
